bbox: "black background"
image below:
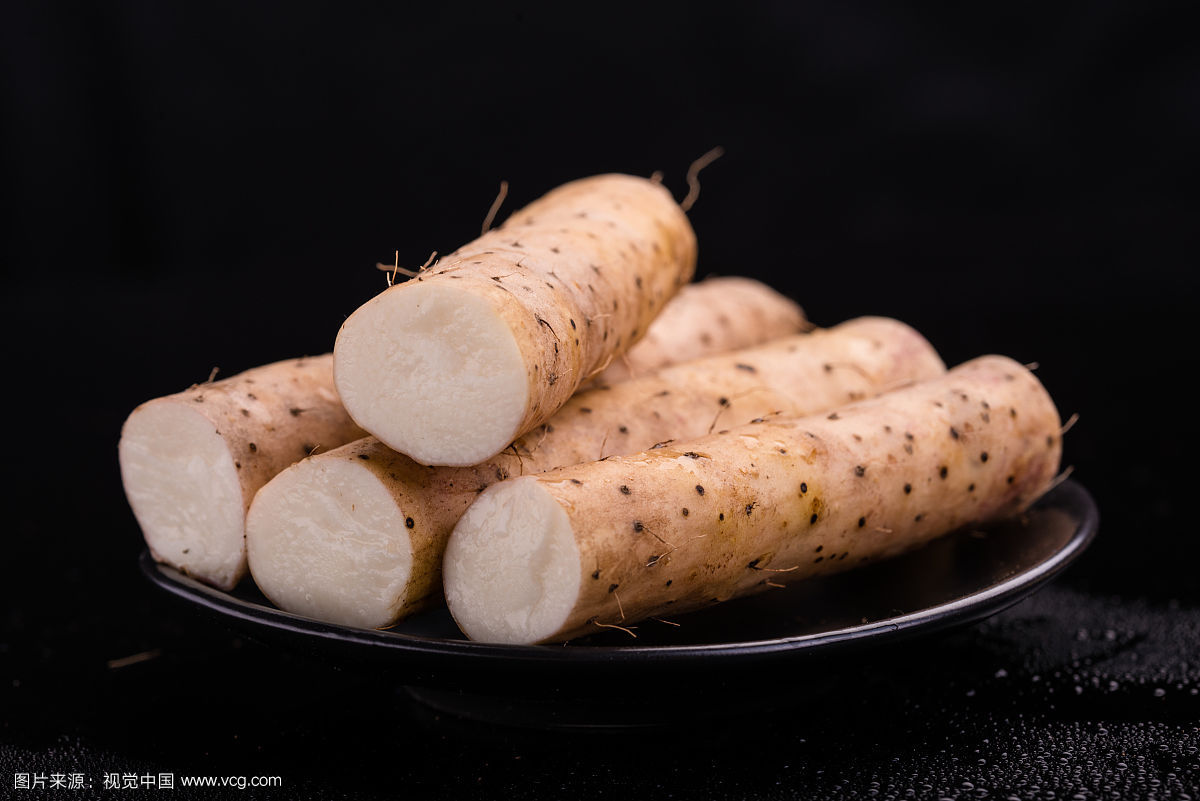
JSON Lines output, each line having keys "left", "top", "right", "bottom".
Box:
{"left": 2, "top": 2, "right": 1198, "bottom": 798}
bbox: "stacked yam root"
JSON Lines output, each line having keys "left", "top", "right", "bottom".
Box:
{"left": 245, "top": 317, "right": 943, "bottom": 629}
{"left": 118, "top": 169, "right": 1071, "bottom": 645}
{"left": 120, "top": 275, "right": 807, "bottom": 589}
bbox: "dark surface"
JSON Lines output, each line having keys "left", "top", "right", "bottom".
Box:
{"left": 136, "top": 480, "right": 1097, "bottom": 734}
{"left": 2, "top": 1, "right": 1198, "bottom": 798}
{"left": 137, "top": 481, "right": 1096, "bottom": 679}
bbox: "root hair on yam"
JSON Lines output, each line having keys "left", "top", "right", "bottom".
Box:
{"left": 377, "top": 250, "right": 438, "bottom": 286}
{"left": 651, "top": 532, "right": 708, "bottom": 569}
{"left": 522, "top": 424, "right": 552, "bottom": 457}
{"left": 480, "top": 180, "right": 509, "bottom": 235}
{"left": 639, "top": 523, "right": 674, "bottom": 548}
{"left": 679, "top": 146, "right": 725, "bottom": 212}
{"left": 584, "top": 349, "right": 616, "bottom": 381}
{"left": 1060, "top": 412, "right": 1080, "bottom": 436}
{"left": 1042, "top": 464, "right": 1075, "bottom": 496}
{"left": 613, "top": 588, "right": 627, "bottom": 621}
{"left": 186, "top": 366, "right": 221, "bottom": 392}
{"left": 589, "top": 618, "right": 637, "bottom": 638}
{"left": 822, "top": 361, "right": 877, "bottom": 382}
{"left": 106, "top": 649, "right": 162, "bottom": 670}
{"left": 505, "top": 443, "right": 527, "bottom": 475}
{"left": 706, "top": 386, "right": 776, "bottom": 433}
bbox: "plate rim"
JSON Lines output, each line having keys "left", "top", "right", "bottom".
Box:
{"left": 140, "top": 479, "right": 1098, "bottom": 666}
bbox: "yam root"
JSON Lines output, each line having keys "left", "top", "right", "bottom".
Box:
{"left": 443, "top": 355, "right": 1061, "bottom": 644}
{"left": 332, "top": 174, "right": 697, "bottom": 467}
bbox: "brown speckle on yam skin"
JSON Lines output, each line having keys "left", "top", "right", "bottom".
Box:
{"left": 507, "top": 355, "right": 1060, "bottom": 643}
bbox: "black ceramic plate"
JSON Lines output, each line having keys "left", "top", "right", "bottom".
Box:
{"left": 142, "top": 480, "right": 1097, "bottom": 694}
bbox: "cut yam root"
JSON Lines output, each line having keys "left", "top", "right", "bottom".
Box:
{"left": 118, "top": 356, "right": 366, "bottom": 590}
{"left": 118, "top": 277, "right": 798, "bottom": 590}
{"left": 443, "top": 355, "right": 1062, "bottom": 644}
{"left": 246, "top": 317, "right": 945, "bottom": 629}
{"left": 333, "top": 174, "right": 697, "bottom": 467}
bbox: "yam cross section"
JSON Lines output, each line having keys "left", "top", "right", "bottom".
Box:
{"left": 246, "top": 317, "right": 944, "bottom": 629}
{"left": 118, "top": 356, "right": 366, "bottom": 590}
{"left": 443, "top": 355, "right": 1062, "bottom": 644}
{"left": 333, "top": 173, "right": 697, "bottom": 467}
{"left": 119, "top": 277, "right": 802, "bottom": 590}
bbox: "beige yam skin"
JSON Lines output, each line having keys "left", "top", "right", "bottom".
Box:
{"left": 592, "top": 276, "right": 810, "bottom": 384}
{"left": 333, "top": 174, "right": 697, "bottom": 466}
{"left": 120, "top": 355, "right": 366, "bottom": 589}
{"left": 247, "top": 317, "right": 944, "bottom": 626}
{"left": 502, "top": 316, "right": 943, "bottom": 468}
{"left": 449, "top": 355, "right": 1061, "bottom": 643}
